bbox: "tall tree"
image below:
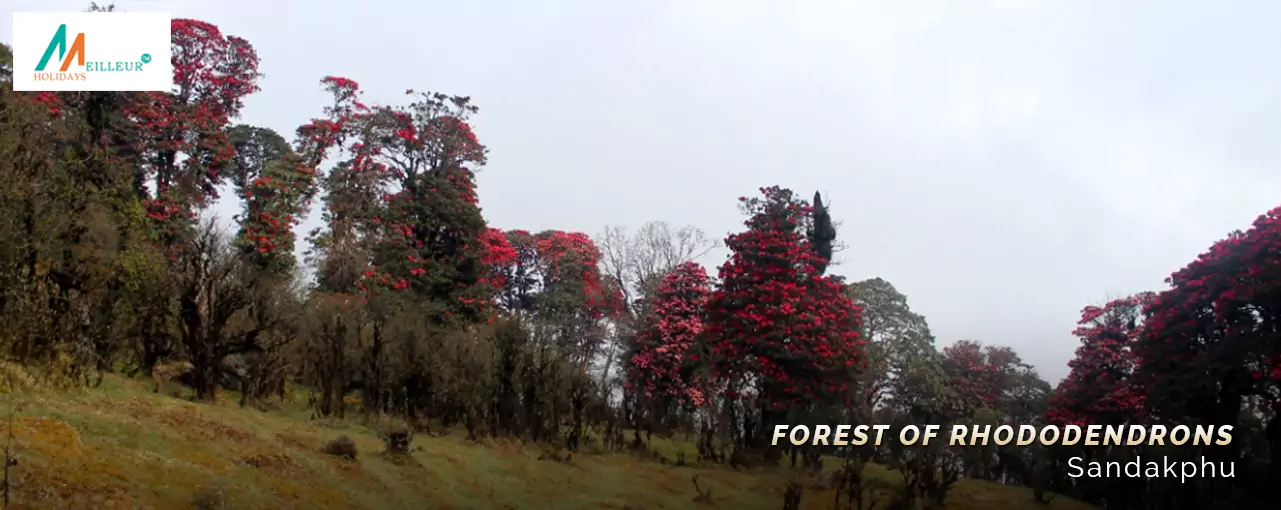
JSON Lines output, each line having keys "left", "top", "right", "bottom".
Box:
{"left": 1134, "top": 204, "right": 1281, "bottom": 492}
{"left": 128, "top": 19, "right": 262, "bottom": 251}
{"left": 941, "top": 340, "right": 1047, "bottom": 418}
{"left": 597, "top": 221, "right": 717, "bottom": 419}
{"left": 846, "top": 278, "right": 954, "bottom": 417}
{"left": 704, "top": 186, "right": 864, "bottom": 449}
{"left": 808, "top": 191, "right": 837, "bottom": 275}
{"left": 1046, "top": 294, "right": 1153, "bottom": 427}
{"left": 1136, "top": 206, "right": 1281, "bottom": 425}
{"left": 629, "top": 261, "right": 713, "bottom": 411}
{"left": 228, "top": 124, "right": 317, "bottom": 273}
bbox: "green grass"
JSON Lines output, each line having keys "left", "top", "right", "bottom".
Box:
{"left": 0, "top": 373, "right": 1095, "bottom": 509}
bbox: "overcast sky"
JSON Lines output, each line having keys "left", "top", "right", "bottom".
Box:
{"left": 6, "top": 0, "right": 1281, "bottom": 383}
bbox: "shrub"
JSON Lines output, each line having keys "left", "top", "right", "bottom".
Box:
{"left": 191, "top": 486, "right": 226, "bottom": 510}
{"left": 322, "top": 435, "right": 358, "bottom": 461}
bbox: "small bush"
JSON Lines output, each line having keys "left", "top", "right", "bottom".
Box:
{"left": 322, "top": 435, "right": 358, "bottom": 461}
{"left": 192, "top": 486, "right": 226, "bottom": 510}
{"left": 537, "top": 448, "right": 572, "bottom": 463}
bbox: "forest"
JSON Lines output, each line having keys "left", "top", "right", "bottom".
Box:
{"left": 0, "top": 12, "right": 1277, "bottom": 510}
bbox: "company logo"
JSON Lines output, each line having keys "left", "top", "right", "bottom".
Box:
{"left": 13, "top": 12, "right": 172, "bottom": 92}
{"left": 35, "top": 24, "right": 85, "bottom": 72}
{"left": 33, "top": 23, "right": 153, "bottom": 83}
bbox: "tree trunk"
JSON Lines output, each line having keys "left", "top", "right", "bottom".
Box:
{"left": 192, "top": 351, "right": 218, "bottom": 401}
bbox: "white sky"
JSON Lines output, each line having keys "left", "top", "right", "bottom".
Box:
{"left": 6, "top": 0, "right": 1281, "bottom": 383}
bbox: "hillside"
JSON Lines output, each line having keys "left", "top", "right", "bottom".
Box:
{"left": 0, "top": 373, "right": 1092, "bottom": 510}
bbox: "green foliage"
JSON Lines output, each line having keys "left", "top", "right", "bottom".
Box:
{"left": 846, "top": 278, "right": 959, "bottom": 418}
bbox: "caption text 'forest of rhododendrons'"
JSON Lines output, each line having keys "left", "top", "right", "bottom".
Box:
{"left": 770, "top": 424, "right": 1235, "bottom": 447}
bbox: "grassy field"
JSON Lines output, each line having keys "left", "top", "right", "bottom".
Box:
{"left": 0, "top": 370, "right": 1094, "bottom": 510}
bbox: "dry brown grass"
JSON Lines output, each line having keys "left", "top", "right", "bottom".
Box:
{"left": 0, "top": 374, "right": 1097, "bottom": 510}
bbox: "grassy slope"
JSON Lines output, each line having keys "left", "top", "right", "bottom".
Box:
{"left": 0, "top": 373, "right": 1094, "bottom": 510}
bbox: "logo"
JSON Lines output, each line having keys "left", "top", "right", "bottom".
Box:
{"left": 13, "top": 12, "right": 173, "bottom": 92}
{"left": 35, "top": 24, "right": 86, "bottom": 73}
{"left": 33, "top": 24, "right": 88, "bottom": 81}
{"left": 32, "top": 23, "right": 153, "bottom": 83}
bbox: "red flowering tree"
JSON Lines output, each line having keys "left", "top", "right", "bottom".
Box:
{"left": 228, "top": 125, "right": 321, "bottom": 272}
{"left": 479, "top": 227, "right": 518, "bottom": 296}
{"left": 628, "top": 261, "right": 713, "bottom": 411}
{"left": 704, "top": 186, "right": 865, "bottom": 434}
{"left": 941, "top": 340, "right": 999, "bottom": 411}
{"left": 941, "top": 340, "right": 1043, "bottom": 417}
{"left": 493, "top": 229, "right": 621, "bottom": 321}
{"left": 297, "top": 77, "right": 519, "bottom": 419}
{"left": 1135, "top": 205, "right": 1281, "bottom": 427}
{"left": 306, "top": 78, "right": 380, "bottom": 294}
{"left": 302, "top": 78, "right": 510, "bottom": 325}
{"left": 488, "top": 228, "right": 621, "bottom": 445}
{"left": 127, "top": 19, "right": 262, "bottom": 250}
{"left": 528, "top": 229, "right": 622, "bottom": 449}
{"left": 1045, "top": 293, "right": 1153, "bottom": 427}
{"left": 368, "top": 93, "right": 509, "bottom": 324}
{"left": 534, "top": 230, "right": 623, "bottom": 322}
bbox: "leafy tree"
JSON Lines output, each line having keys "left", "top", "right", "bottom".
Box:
{"left": 228, "top": 125, "right": 317, "bottom": 273}
{"left": 808, "top": 191, "right": 837, "bottom": 275}
{"left": 628, "top": 261, "right": 713, "bottom": 412}
{"left": 1132, "top": 205, "right": 1281, "bottom": 500}
{"left": 704, "top": 186, "right": 864, "bottom": 448}
{"left": 493, "top": 229, "right": 619, "bottom": 447}
{"left": 1046, "top": 294, "right": 1153, "bottom": 426}
{"left": 846, "top": 278, "right": 957, "bottom": 418}
{"left": 1136, "top": 206, "right": 1281, "bottom": 426}
{"left": 128, "top": 19, "right": 261, "bottom": 251}
{"left": 941, "top": 340, "right": 1047, "bottom": 418}
{"left": 597, "top": 222, "right": 717, "bottom": 428}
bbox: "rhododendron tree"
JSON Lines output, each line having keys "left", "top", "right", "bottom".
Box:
{"left": 305, "top": 78, "right": 383, "bottom": 294}
{"left": 367, "top": 99, "right": 490, "bottom": 321}
{"left": 479, "top": 227, "right": 518, "bottom": 295}
{"left": 297, "top": 75, "right": 618, "bottom": 431}
{"left": 628, "top": 261, "right": 713, "bottom": 410}
{"left": 28, "top": 91, "right": 63, "bottom": 118}
{"left": 1135, "top": 205, "right": 1281, "bottom": 426}
{"left": 303, "top": 77, "right": 508, "bottom": 325}
{"left": 704, "top": 186, "right": 865, "bottom": 427}
{"left": 595, "top": 222, "right": 719, "bottom": 425}
{"left": 127, "top": 19, "right": 262, "bottom": 249}
{"left": 294, "top": 76, "right": 518, "bottom": 420}
{"left": 228, "top": 125, "right": 320, "bottom": 272}
{"left": 941, "top": 340, "right": 1045, "bottom": 417}
{"left": 533, "top": 230, "right": 623, "bottom": 322}
{"left": 1045, "top": 293, "right": 1153, "bottom": 427}
{"left": 489, "top": 228, "right": 621, "bottom": 445}
{"left": 494, "top": 229, "right": 622, "bottom": 323}
{"left": 941, "top": 340, "right": 997, "bottom": 410}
